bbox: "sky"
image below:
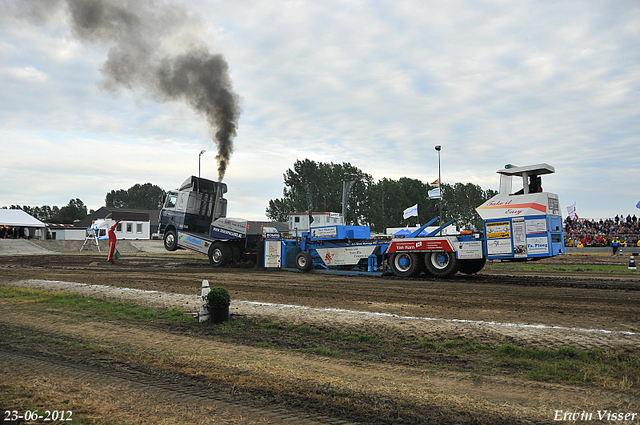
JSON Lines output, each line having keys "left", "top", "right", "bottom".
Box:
{"left": 1, "top": 0, "right": 639, "bottom": 221}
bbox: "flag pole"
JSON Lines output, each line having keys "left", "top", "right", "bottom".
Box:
{"left": 435, "top": 145, "right": 442, "bottom": 234}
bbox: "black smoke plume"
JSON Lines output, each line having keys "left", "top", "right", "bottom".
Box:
{"left": 10, "top": 0, "right": 241, "bottom": 181}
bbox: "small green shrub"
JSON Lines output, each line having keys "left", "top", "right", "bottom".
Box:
{"left": 206, "top": 287, "right": 231, "bottom": 308}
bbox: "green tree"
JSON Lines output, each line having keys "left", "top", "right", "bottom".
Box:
{"left": 266, "top": 159, "right": 498, "bottom": 232}
{"left": 440, "top": 183, "right": 497, "bottom": 230}
{"left": 105, "top": 183, "right": 164, "bottom": 210}
{"left": 265, "top": 198, "right": 294, "bottom": 222}
{"left": 266, "top": 160, "right": 373, "bottom": 225}
{"left": 364, "top": 177, "right": 440, "bottom": 233}
{"left": 49, "top": 199, "right": 88, "bottom": 224}
{"left": 8, "top": 204, "right": 60, "bottom": 222}
{"left": 105, "top": 189, "right": 128, "bottom": 208}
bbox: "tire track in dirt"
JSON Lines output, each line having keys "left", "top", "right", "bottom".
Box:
{"left": 0, "top": 348, "right": 357, "bottom": 425}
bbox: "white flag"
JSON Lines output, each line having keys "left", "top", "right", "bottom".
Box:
{"left": 403, "top": 204, "right": 418, "bottom": 219}
{"left": 566, "top": 202, "right": 576, "bottom": 219}
{"left": 428, "top": 187, "right": 441, "bottom": 199}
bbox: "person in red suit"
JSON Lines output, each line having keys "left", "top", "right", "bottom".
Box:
{"left": 107, "top": 220, "right": 123, "bottom": 263}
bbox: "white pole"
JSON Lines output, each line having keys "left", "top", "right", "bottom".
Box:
{"left": 199, "top": 150, "right": 206, "bottom": 178}
{"left": 199, "top": 279, "right": 210, "bottom": 322}
{"left": 435, "top": 145, "right": 442, "bottom": 234}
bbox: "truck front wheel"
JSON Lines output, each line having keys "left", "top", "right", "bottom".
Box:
{"left": 389, "top": 252, "right": 423, "bottom": 277}
{"left": 209, "top": 242, "right": 231, "bottom": 267}
{"left": 163, "top": 230, "right": 178, "bottom": 251}
{"left": 424, "top": 252, "right": 460, "bottom": 278}
{"left": 295, "top": 251, "right": 313, "bottom": 271}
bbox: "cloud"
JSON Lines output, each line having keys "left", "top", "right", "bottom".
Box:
{"left": 4, "top": 66, "right": 49, "bottom": 82}
{"left": 1, "top": 0, "right": 639, "bottom": 220}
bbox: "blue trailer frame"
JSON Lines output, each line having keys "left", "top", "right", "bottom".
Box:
{"left": 287, "top": 225, "right": 390, "bottom": 274}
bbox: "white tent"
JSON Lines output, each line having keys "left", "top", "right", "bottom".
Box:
{"left": 0, "top": 209, "right": 46, "bottom": 227}
{"left": 0, "top": 209, "right": 46, "bottom": 238}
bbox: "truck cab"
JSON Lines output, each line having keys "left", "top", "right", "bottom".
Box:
{"left": 158, "top": 175, "right": 283, "bottom": 267}
{"left": 158, "top": 176, "right": 227, "bottom": 251}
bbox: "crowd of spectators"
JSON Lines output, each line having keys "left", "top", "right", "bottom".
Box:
{"left": 565, "top": 214, "right": 640, "bottom": 248}
{"left": 0, "top": 226, "right": 30, "bottom": 239}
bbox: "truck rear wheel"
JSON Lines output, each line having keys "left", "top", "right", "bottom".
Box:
{"left": 459, "top": 258, "right": 486, "bottom": 275}
{"left": 295, "top": 251, "right": 313, "bottom": 271}
{"left": 389, "top": 252, "right": 423, "bottom": 277}
{"left": 209, "top": 242, "right": 231, "bottom": 267}
{"left": 231, "top": 244, "right": 242, "bottom": 263}
{"left": 163, "top": 230, "right": 178, "bottom": 251}
{"left": 424, "top": 252, "right": 460, "bottom": 278}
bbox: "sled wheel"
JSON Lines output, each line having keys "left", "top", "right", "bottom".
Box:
{"left": 389, "top": 252, "right": 423, "bottom": 277}
{"left": 459, "top": 258, "right": 486, "bottom": 275}
{"left": 424, "top": 251, "right": 460, "bottom": 278}
{"left": 295, "top": 251, "right": 313, "bottom": 271}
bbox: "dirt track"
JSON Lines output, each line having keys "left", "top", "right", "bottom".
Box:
{"left": 2, "top": 252, "right": 639, "bottom": 336}
{"left": 1, "top": 252, "right": 640, "bottom": 424}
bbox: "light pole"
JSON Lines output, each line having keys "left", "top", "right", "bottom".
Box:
{"left": 198, "top": 150, "right": 206, "bottom": 178}
{"left": 435, "top": 145, "right": 442, "bottom": 231}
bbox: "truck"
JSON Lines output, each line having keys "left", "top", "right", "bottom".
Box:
{"left": 158, "top": 176, "right": 278, "bottom": 266}
{"left": 160, "top": 163, "right": 565, "bottom": 277}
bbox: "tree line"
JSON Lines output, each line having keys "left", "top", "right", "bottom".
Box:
{"left": 4, "top": 199, "right": 89, "bottom": 224}
{"left": 266, "top": 159, "right": 497, "bottom": 232}
{"left": 5, "top": 163, "right": 497, "bottom": 231}
{"left": 3, "top": 183, "right": 164, "bottom": 224}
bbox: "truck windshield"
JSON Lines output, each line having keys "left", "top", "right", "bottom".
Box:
{"left": 165, "top": 193, "right": 177, "bottom": 208}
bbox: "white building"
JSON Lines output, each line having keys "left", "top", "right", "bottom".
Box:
{"left": 48, "top": 224, "right": 87, "bottom": 240}
{"left": 78, "top": 208, "right": 152, "bottom": 240}
{"left": 89, "top": 218, "right": 150, "bottom": 240}
{"left": 288, "top": 212, "right": 344, "bottom": 236}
